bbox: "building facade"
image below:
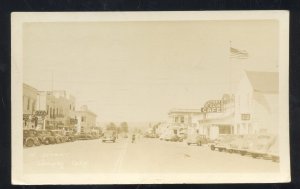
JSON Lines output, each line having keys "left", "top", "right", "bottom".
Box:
{"left": 23, "top": 83, "right": 38, "bottom": 129}
{"left": 36, "top": 90, "right": 77, "bottom": 131}
{"left": 198, "top": 94, "right": 235, "bottom": 140}
{"left": 234, "top": 71, "right": 279, "bottom": 135}
{"left": 75, "top": 105, "right": 97, "bottom": 134}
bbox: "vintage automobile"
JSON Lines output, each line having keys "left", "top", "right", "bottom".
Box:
{"left": 187, "top": 134, "right": 208, "bottom": 146}
{"left": 23, "top": 129, "right": 41, "bottom": 147}
{"left": 266, "top": 136, "right": 279, "bottom": 162}
{"left": 65, "top": 131, "right": 76, "bottom": 142}
{"left": 210, "top": 135, "right": 236, "bottom": 152}
{"left": 75, "top": 133, "right": 93, "bottom": 140}
{"left": 50, "top": 130, "right": 67, "bottom": 143}
{"left": 225, "top": 135, "right": 244, "bottom": 153}
{"left": 102, "top": 131, "right": 117, "bottom": 143}
{"left": 247, "top": 134, "right": 276, "bottom": 158}
{"left": 169, "top": 134, "right": 183, "bottom": 142}
{"left": 36, "top": 130, "right": 56, "bottom": 145}
{"left": 235, "top": 135, "right": 257, "bottom": 155}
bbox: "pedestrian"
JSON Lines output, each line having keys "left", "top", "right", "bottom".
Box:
{"left": 132, "top": 133, "right": 136, "bottom": 143}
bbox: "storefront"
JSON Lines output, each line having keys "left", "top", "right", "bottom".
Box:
{"left": 198, "top": 94, "right": 235, "bottom": 140}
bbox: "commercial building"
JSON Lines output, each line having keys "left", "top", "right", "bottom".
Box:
{"left": 36, "top": 90, "right": 77, "bottom": 131}
{"left": 75, "top": 105, "right": 97, "bottom": 134}
{"left": 167, "top": 109, "right": 204, "bottom": 137}
{"left": 164, "top": 71, "right": 279, "bottom": 140}
{"left": 198, "top": 94, "right": 235, "bottom": 139}
{"left": 23, "top": 83, "right": 38, "bottom": 129}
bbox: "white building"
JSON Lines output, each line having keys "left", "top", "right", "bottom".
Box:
{"left": 36, "top": 90, "right": 76, "bottom": 131}
{"left": 234, "top": 71, "right": 278, "bottom": 134}
{"left": 75, "top": 105, "right": 97, "bottom": 134}
{"left": 198, "top": 94, "right": 235, "bottom": 140}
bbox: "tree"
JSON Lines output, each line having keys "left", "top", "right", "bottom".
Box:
{"left": 106, "top": 122, "right": 117, "bottom": 131}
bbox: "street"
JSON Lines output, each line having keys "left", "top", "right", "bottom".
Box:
{"left": 23, "top": 137, "right": 279, "bottom": 174}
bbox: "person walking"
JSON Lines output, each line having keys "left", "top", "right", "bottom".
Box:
{"left": 131, "top": 133, "right": 136, "bottom": 143}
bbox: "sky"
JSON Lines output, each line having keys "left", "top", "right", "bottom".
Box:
{"left": 23, "top": 20, "right": 278, "bottom": 122}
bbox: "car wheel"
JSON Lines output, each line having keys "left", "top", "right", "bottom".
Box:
{"left": 35, "top": 139, "right": 41, "bottom": 146}
{"left": 211, "top": 145, "right": 215, "bottom": 151}
{"left": 44, "top": 139, "right": 50, "bottom": 145}
{"left": 240, "top": 151, "right": 246, "bottom": 156}
{"left": 218, "top": 148, "right": 223, "bottom": 152}
{"left": 26, "top": 139, "right": 34, "bottom": 147}
{"left": 187, "top": 143, "right": 190, "bottom": 145}
{"left": 252, "top": 154, "right": 258, "bottom": 158}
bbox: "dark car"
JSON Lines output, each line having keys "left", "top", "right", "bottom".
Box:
{"left": 50, "top": 130, "right": 67, "bottom": 143}
{"left": 36, "top": 130, "right": 56, "bottom": 145}
{"left": 23, "top": 129, "right": 41, "bottom": 147}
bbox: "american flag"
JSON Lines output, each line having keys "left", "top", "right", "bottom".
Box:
{"left": 230, "top": 47, "right": 249, "bottom": 59}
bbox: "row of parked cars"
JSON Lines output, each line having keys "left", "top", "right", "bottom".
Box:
{"left": 23, "top": 129, "right": 102, "bottom": 147}
{"left": 209, "top": 134, "right": 279, "bottom": 162}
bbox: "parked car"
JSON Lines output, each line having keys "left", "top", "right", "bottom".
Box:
{"left": 23, "top": 129, "right": 41, "bottom": 147}
{"left": 36, "top": 130, "right": 56, "bottom": 145}
{"left": 187, "top": 134, "right": 208, "bottom": 146}
{"left": 75, "top": 133, "right": 93, "bottom": 140}
{"left": 225, "top": 135, "right": 244, "bottom": 153}
{"left": 210, "top": 135, "right": 236, "bottom": 152}
{"left": 65, "top": 131, "right": 76, "bottom": 142}
{"left": 170, "top": 134, "right": 183, "bottom": 142}
{"left": 164, "top": 133, "right": 174, "bottom": 141}
{"left": 247, "top": 134, "right": 276, "bottom": 158}
{"left": 102, "top": 131, "right": 117, "bottom": 143}
{"left": 266, "top": 136, "right": 279, "bottom": 162}
{"left": 236, "top": 135, "right": 257, "bottom": 155}
{"left": 50, "top": 130, "right": 67, "bottom": 143}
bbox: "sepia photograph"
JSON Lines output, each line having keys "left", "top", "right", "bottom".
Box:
{"left": 11, "top": 11, "right": 290, "bottom": 184}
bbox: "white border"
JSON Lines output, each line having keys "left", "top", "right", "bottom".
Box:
{"left": 11, "top": 11, "right": 290, "bottom": 184}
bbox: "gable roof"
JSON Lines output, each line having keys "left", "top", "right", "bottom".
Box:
{"left": 246, "top": 71, "right": 279, "bottom": 93}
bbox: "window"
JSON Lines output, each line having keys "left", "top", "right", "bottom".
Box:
{"left": 81, "top": 116, "right": 86, "bottom": 122}
{"left": 180, "top": 116, "right": 184, "bottom": 123}
{"left": 27, "top": 98, "right": 30, "bottom": 110}
{"left": 47, "top": 105, "right": 49, "bottom": 115}
{"left": 32, "top": 100, "right": 35, "bottom": 113}
{"left": 70, "top": 104, "right": 71, "bottom": 110}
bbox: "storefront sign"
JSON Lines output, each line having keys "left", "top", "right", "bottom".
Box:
{"left": 35, "top": 110, "right": 47, "bottom": 116}
{"left": 201, "top": 100, "right": 224, "bottom": 113}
